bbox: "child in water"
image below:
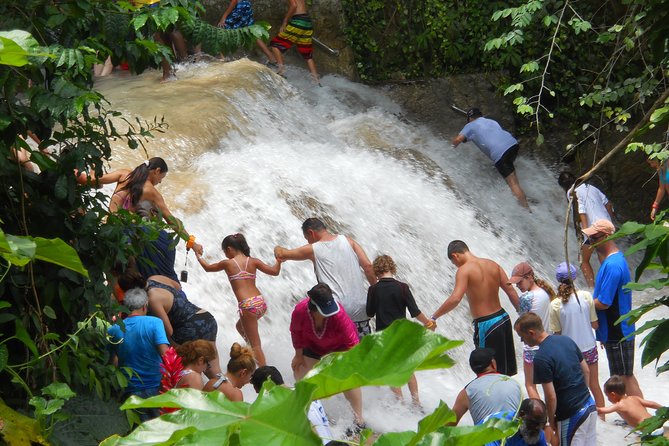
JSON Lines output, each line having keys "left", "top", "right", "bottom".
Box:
{"left": 597, "top": 375, "right": 662, "bottom": 428}
{"left": 366, "top": 254, "right": 435, "bottom": 407}
{"left": 195, "top": 233, "right": 281, "bottom": 366}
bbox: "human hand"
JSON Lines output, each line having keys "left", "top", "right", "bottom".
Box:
{"left": 193, "top": 242, "right": 203, "bottom": 256}
{"left": 280, "top": 23, "right": 287, "bottom": 33}
{"left": 651, "top": 207, "right": 657, "bottom": 221}
{"left": 274, "top": 246, "right": 285, "bottom": 261}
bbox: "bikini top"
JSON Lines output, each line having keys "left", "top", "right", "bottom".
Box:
{"left": 228, "top": 257, "right": 256, "bottom": 281}
{"left": 147, "top": 279, "right": 201, "bottom": 325}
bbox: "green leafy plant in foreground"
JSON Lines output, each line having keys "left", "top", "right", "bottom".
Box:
{"left": 101, "top": 320, "right": 519, "bottom": 445}
{"left": 606, "top": 216, "right": 669, "bottom": 443}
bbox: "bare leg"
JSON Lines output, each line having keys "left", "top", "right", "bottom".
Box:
{"left": 390, "top": 386, "right": 403, "bottom": 401}
{"left": 505, "top": 171, "right": 530, "bottom": 210}
{"left": 407, "top": 373, "right": 421, "bottom": 407}
{"left": 305, "top": 58, "right": 319, "bottom": 84}
{"left": 154, "top": 32, "right": 175, "bottom": 81}
{"left": 580, "top": 244, "right": 595, "bottom": 288}
{"left": 524, "top": 360, "right": 540, "bottom": 399}
{"left": 239, "top": 310, "right": 266, "bottom": 366}
{"left": 272, "top": 47, "right": 285, "bottom": 75}
{"left": 294, "top": 355, "right": 319, "bottom": 380}
{"left": 623, "top": 375, "right": 643, "bottom": 398}
{"left": 588, "top": 361, "right": 605, "bottom": 420}
{"left": 256, "top": 40, "right": 277, "bottom": 63}
{"left": 343, "top": 388, "right": 364, "bottom": 425}
{"left": 170, "top": 30, "right": 188, "bottom": 60}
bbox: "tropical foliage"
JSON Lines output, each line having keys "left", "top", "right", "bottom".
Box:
{"left": 0, "top": 0, "right": 267, "bottom": 440}
{"left": 101, "top": 320, "right": 519, "bottom": 446}
{"left": 341, "top": 0, "right": 512, "bottom": 81}
{"left": 485, "top": 0, "right": 668, "bottom": 146}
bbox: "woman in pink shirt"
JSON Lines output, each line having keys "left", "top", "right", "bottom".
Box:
{"left": 290, "top": 283, "right": 364, "bottom": 429}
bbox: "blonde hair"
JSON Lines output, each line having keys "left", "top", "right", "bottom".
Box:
{"left": 534, "top": 277, "right": 557, "bottom": 301}
{"left": 557, "top": 281, "right": 577, "bottom": 304}
{"left": 176, "top": 340, "right": 216, "bottom": 366}
{"left": 227, "top": 342, "right": 256, "bottom": 373}
{"left": 373, "top": 254, "right": 397, "bottom": 276}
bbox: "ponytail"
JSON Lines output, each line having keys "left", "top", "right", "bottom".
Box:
{"left": 119, "top": 157, "right": 168, "bottom": 207}
{"left": 557, "top": 282, "right": 575, "bottom": 304}
{"left": 534, "top": 277, "right": 556, "bottom": 301}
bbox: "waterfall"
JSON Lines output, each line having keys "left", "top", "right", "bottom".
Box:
{"left": 95, "top": 59, "right": 666, "bottom": 441}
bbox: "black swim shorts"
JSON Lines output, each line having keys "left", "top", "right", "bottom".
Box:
{"left": 303, "top": 348, "right": 322, "bottom": 360}
{"left": 494, "top": 144, "right": 520, "bottom": 178}
{"left": 172, "top": 311, "right": 218, "bottom": 345}
{"left": 604, "top": 339, "right": 635, "bottom": 376}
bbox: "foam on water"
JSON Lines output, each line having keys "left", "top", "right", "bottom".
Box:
{"left": 96, "top": 59, "right": 668, "bottom": 443}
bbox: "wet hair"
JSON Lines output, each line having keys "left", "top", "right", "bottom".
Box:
{"left": 558, "top": 171, "right": 576, "bottom": 192}
{"left": 250, "top": 366, "right": 284, "bottom": 393}
{"left": 534, "top": 278, "right": 557, "bottom": 301}
{"left": 117, "top": 268, "right": 146, "bottom": 292}
{"left": 176, "top": 340, "right": 216, "bottom": 366}
{"left": 227, "top": 342, "right": 256, "bottom": 374}
{"left": 124, "top": 288, "right": 148, "bottom": 311}
{"left": 222, "top": 233, "right": 250, "bottom": 256}
{"left": 603, "top": 375, "right": 626, "bottom": 395}
{"left": 514, "top": 312, "right": 544, "bottom": 333}
{"left": 118, "top": 157, "right": 168, "bottom": 208}
{"left": 302, "top": 218, "right": 326, "bottom": 233}
{"left": 373, "top": 254, "right": 397, "bottom": 276}
{"left": 447, "top": 240, "right": 469, "bottom": 259}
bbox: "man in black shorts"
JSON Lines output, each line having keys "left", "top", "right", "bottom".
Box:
{"left": 452, "top": 108, "right": 530, "bottom": 209}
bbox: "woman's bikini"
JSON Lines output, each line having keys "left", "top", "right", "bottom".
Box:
{"left": 228, "top": 258, "right": 267, "bottom": 318}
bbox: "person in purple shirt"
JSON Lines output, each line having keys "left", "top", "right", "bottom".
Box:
{"left": 452, "top": 108, "right": 529, "bottom": 209}
{"left": 290, "top": 282, "right": 364, "bottom": 429}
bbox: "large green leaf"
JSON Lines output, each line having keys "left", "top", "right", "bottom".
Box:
{"left": 374, "top": 415, "right": 518, "bottom": 446}
{"left": 640, "top": 320, "right": 669, "bottom": 367}
{"left": 374, "top": 401, "right": 456, "bottom": 446}
{"left": 302, "top": 320, "right": 462, "bottom": 399}
{"left": 0, "top": 30, "right": 40, "bottom": 67}
{"left": 0, "top": 398, "right": 48, "bottom": 445}
{"left": 2, "top": 233, "right": 37, "bottom": 267}
{"left": 33, "top": 237, "right": 88, "bottom": 278}
{"left": 102, "top": 386, "right": 320, "bottom": 446}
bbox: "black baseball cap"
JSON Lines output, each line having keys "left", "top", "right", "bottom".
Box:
{"left": 469, "top": 347, "right": 495, "bottom": 373}
{"left": 307, "top": 283, "right": 340, "bottom": 317}
{"left": 466, "top": 108, "right": 482, "bottom": 120}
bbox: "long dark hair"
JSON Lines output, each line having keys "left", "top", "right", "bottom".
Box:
{"left": 119, "top": 157, "right": 168, "bottom": 207}
{"left": 222, "top": 233, "right": 250, "bottom": 256}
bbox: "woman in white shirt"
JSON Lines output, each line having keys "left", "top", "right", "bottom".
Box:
{"left": 550, "top": 262, "right": 605, "bottom": 413}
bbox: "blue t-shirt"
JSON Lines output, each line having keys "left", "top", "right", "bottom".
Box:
{"left": 533, "top": 335, "right": 591, "bottom": 421}
{"left": 593, "top": 252, "right": 634, "bottom": 342}
{"left": 108, "top": 316, "right": 169, "bottom": 392}
{"left": 460, "top": 117, "right": 518, "bottom": 163}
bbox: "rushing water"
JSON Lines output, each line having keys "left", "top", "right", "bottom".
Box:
{"left": 95, "top": 60, "right": 668, "bottom": 443}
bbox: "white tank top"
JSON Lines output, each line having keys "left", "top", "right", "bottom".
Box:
{"left": 312, "top": 235, "right": 368, "bottom": 322}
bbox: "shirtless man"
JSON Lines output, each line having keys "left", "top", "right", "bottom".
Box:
{"left": 597, "top": 375, "right": 662, "bottom": 428}
{"left": 269, "top": 0, "right": 320, "bottom": 83}
{"left": 274, "top": 217, "right": 376, "bottom": 338}
{"left": 431, "top": 240, "right": 519, "bottom": 376}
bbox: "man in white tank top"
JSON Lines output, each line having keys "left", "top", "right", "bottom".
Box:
{"left": 274, "top": 218, "right": 377, "bottom": 337}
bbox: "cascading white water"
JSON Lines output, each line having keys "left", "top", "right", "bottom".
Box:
{"left": 95, "top": 60, "right": 667, "bottom": 442}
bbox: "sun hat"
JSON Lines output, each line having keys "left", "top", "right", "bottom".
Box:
{"left": 555, "top": 262, "right": 578, "bottom": 283}
{"left": 307, "top": 283, "right": 340, "bottom": 317}
{"left": 508, "top": 262, "right": 534, "bottom": 284}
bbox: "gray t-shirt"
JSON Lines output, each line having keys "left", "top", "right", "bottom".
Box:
{"left": 465, "top": 373, "right": 522, "bottom": 424}
{"left": 312, "top": 235, "right": 368, "bottom": 322}
{"left": 460, "top": 117, "right": 518, "bottom": 163}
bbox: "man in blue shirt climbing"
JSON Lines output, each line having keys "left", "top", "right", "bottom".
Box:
{"left": 452, "top": 108, "right": 530, "bottom": 209}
